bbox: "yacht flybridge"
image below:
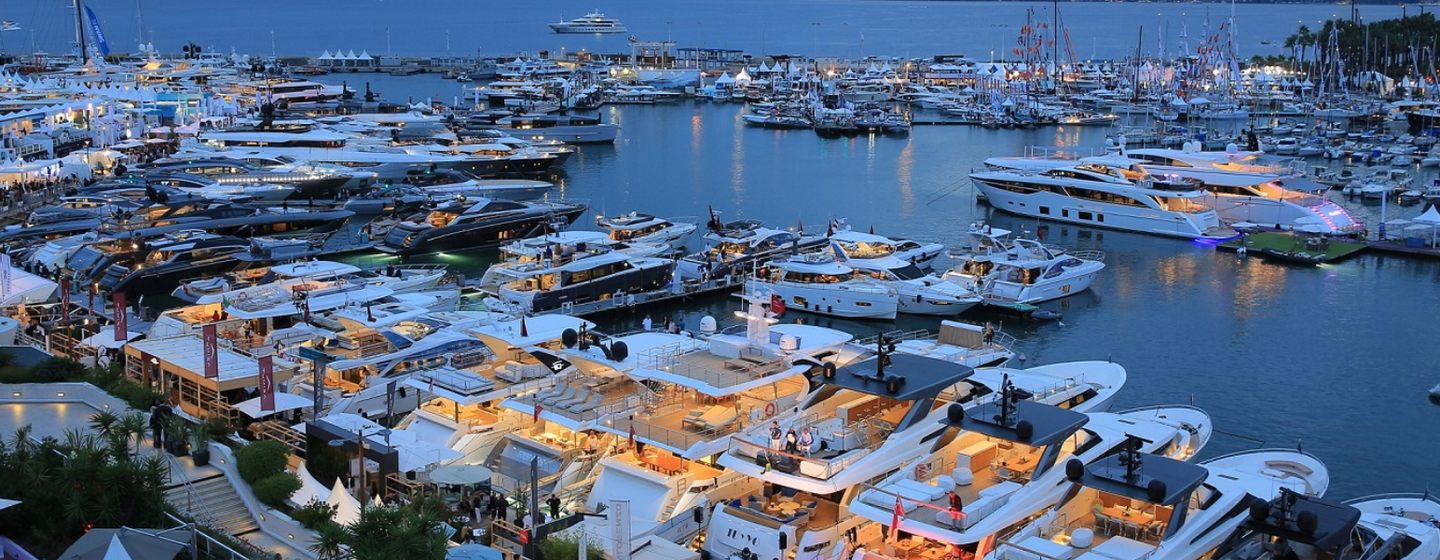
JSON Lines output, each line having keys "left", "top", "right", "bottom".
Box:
{"left": 1212, "top": 489, "right": 1440, "bottom": 560}
{"left": 970, "top": 163, "right": 1239, "bottom": 240}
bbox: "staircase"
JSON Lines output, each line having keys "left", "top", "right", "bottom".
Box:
{"left": 164, "top": 474, "right": 260, "bottom": 537}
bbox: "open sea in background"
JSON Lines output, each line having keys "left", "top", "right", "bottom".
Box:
{"left": 6, "top": 1, "right": 1439, "bottom": 498}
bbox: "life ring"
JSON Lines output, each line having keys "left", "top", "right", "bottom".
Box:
{"left": 764, "top": 402, "right": 777, "bottom": 418}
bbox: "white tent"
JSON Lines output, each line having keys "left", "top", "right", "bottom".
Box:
{"left": 291, "top": 461, "right": 332, "bottom": 507}
{"left": 429, "top": 464, "right": 492, "bottom": 486}
{"left": 234, "top": 392, "right": 311, "bottom": 418}
{"left": 79, "top": 327, "right": 141, "bottom": 350}
{"left": 734, "top": 68, "right": 752, "bottom": 85}
{"left": 713, "top": 72, "right": 734, "bottom": 86}
{"left": 326, "top": 478, "right": 363, "bottom": 525}
{"left": 1411, "top": 205, "right": 1440, "bottom": 245}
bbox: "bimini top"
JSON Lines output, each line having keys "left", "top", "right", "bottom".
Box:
{"left": 1237, "top": 489, "right": 1361, "bottom": 552}
{"left": 825, "top": 353, "right": 973, "bottom": 402}
{"left": 1080, "top": 449, "right": 1208, "bottom": 506}
{"left": 950, "top": 399, "right": 1089, "bottom": 447}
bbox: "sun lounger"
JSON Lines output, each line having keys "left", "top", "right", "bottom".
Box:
{"left": 539, "top": 386, "right": 576, "bottom": 405}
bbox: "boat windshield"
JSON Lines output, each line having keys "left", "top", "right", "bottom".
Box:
{"left": 1152, "top": 196, "right": 1212, "bottom": 213}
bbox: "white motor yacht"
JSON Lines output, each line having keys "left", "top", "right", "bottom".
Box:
{"left": 677, "top": 220, "right": 828, "bottom": 280}
{"left": 847, "top": 401, "right": 1212, "bottom": 557}
{"left": 826, "top": 239, "right": 980, "bottom": 316}
{"left": 476, "top": 231, "right": 669, "bottom": 292}
{"left": 1345, "top": 494, "right": 1440, "bottom": 559}
{"left": 1210, "top": 490, "right": 1440, "bottom": 560}
{"left": 174, "top": 260, "right": 447, "bottom": 303}
{"left": 548, "top": 11, "right": 628, "bottom": 33}
{"left": 829, "top": 225, "right": 946, "bottom": 269}
{"left": 705, "top": 354, "right": 1126, "bottom": 560}
{"left": 970, "top": 163, "right": 1237, "bottom": 240}
{"left": 595, "top": 211, "right": 698, "bottom": 249}
{"left": 942, "top": 227, "right": 1105, "bottom": 306}
{"left": 753, "top": 253, "right": 899, "bottom": 319}
{"left": 491, "top": 252, "right": 675, "bottom": 315}
{"left": 988, "top": 448, "right": 1329, "bottom": 560}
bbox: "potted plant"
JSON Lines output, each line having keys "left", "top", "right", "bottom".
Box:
{"left": 165, "top": 416, "right": 192, "bottom": 457}
{"left": 190, "top": 423, "right": 211, "bottom": 466}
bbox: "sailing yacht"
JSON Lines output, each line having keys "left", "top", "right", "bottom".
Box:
{"left": 988, "top": 448, "right": 1329, "bottom": 560}
{"left": 970, "top": 163, "right": 1238, "bottom": 240}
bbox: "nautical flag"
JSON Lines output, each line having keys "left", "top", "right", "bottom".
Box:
{"left": 258, "top": 354, "right": 275, "bottom": 412}
{"left": 202, "top": 324, "right": 219, "bottom": 379}
{"left": 889, "top": 495, "right": 905, "bottom": 541}
{"left": 0, "top": 21, "right": 20, "bottom": 32}
{"left": 113, "top": 291, "right": 127, "bottom": 340}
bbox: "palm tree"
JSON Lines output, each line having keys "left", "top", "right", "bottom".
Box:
{"left": 118, "top": 412, "right": 147, "bottom": 457}
{"left": 87, "top": 410, "right": 119, "bottom": 438}
{"left": 309, "top": 521, "right": 349, "bottom": 560}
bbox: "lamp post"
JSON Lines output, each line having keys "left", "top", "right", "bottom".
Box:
{"left": 330, "top": 426, "right": 390, "bottom": 504}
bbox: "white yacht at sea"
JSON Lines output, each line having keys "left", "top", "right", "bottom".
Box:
{"left": 548, "top": 11, "right": 628, "bottom": 33}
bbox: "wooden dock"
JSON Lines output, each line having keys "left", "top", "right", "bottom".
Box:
{"left": 1218, "top": 232, "right": 1368, "bottom": 265}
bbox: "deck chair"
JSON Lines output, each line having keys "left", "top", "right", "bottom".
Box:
{"left": 569, "top": 394, "right": 604, "bottom": 414}
{"left": 534, "top": 383, "right": 567, "bottom": 401}
{"left": 539, "top": 386, "right": 577, "bottom": 405}
{"left": 556, "top": 388, "right": 592, "bottom": 409}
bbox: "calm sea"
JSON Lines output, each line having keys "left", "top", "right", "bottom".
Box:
{"left": 7, "top": 0, "right": 1412, "bottom": 60}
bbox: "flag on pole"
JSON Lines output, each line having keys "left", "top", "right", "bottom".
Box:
{"left": 533, "top": 402, "right": 543, "bottom": 423}
{"left": 258, "top": 355, "right": 275, "bottom": 412}
{"left": 385, "top": 379, "right": 397, "bottom": 419}
{"left": 889, "top": 495, "right": 905, "bottom": 541}
{"left": 0, "top": 253, "right": 12, "bottom": 299}
{"left": 113, "top": 291, "right": 127, "bottom": 340}
{"left": 202, "top": 324, "right": 219, "bottom": 379}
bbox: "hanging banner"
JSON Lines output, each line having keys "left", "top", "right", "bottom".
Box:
{"left": 259, "top": 355, "right": 275, "bottom": 412}
{"left": 202, "top": 324, "right": 219, "bottom": 379}
{"left": 385, "top": 379, "right": 397, "bottom": 419}
{"left": 59, "top": 277, "right": 71, "bottom": 324}
{"left": 0, "top": 253, "right": 12, "bottom": 299}
{"left": 113, "top": 291, "right": 127, "bottom": 340}
{"left": 84, "top": 7, "right": 111, "bottom": 56}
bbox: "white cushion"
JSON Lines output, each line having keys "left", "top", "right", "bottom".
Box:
{"left": 952, "top": 469, "right": 975, "bottom": 486}
{"left": 935, "top": 475, "right": 956, "bottom": 489}
{"left": 1071, "top": 528, "right": 1094, "bottom": 549}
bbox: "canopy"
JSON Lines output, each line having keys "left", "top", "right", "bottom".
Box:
{"left": 234, "top": 392, "right": 311, "bottom": 418}
{"left": 447, "top": 544, "right": 505, "bottom": 560}
{"left": 429, "top": 464, "right": 492, "bottom": 486}
{"left": 79, "top": 327, "right": 142, "bottom": 350}
{"left": 59, "top": 528, "right": 186, "bottom": 560}
{"left": 0, "top": 498, "right": 17, "bottom": 510}
{"left": 326, "top": 478, "right": 363, "bottom": 525}
{"left": 1413, "top": 205, "right": 1440, "bottom": 225}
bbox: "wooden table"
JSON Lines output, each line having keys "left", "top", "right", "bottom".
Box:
{"left": 1098, "top": 506, "right": 1155, "bottom": 538}
{"left": 776, "top": 501, "right": 800, "bottom": 516}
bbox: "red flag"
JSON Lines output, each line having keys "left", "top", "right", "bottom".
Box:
{"left": 890, "top": 495, "right": 905, "bottom": 540}
{"left": 520, "top": 315, "right": 528, "bottom": 338}
{"left": 533, "top": 402, "right": 543, "bottom": 423}
{"left": 259, "top": 354, "right": 275, "bottom": 412}
{"left": 202, "top": 324, "right": 219, "bottom": 379}
{"left": 60, "top": 277, "right": 71, "bottom": 324}
{"left": 113, "top": 291, "right": 127, "bottom": 341}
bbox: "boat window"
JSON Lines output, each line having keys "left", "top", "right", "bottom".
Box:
{"left": 1069, "top": 186, "right": 1147, "bottom": 207}
{"left": 888, "top": 263, "right": 925, "bottom": 280}
{"left": 1152, "top": 196, "right": 1211, "bottom": 213}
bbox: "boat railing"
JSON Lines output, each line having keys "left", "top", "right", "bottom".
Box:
{"left": 637, "top": 340, "right": 790, "bottom": 388}
{"left": 1067, "top": 250, "right": 1108, "bottom": 263}
{"left": 854, "top": 329, "right": 935, "bottom": 346}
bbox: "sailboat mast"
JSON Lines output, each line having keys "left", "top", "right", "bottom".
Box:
{"left": 73, "top": 0, "right": 89, "bottom": 64}
{"left": 1134, "top": 26, "right": 1143, "bottom": 103}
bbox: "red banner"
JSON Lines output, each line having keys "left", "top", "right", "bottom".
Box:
{"left": 113, "top": 291, "right": 127, "bottom": 341}
{"left": 59, "top": 278, "right": 70, "bottom": 324}
{"left": 202, "top": 324, "right": 219, "bottom": 379}
{"left": 258, "top": 355, "right": 275, "bottom": 412}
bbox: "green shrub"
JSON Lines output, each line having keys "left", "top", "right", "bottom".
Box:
{"left": 235, "top": 440, "right": 290, "bottom": 484}
{"left": 291, "top": 499, "right": 338, "bottom": 529}
{"left": 31, "top": 357, "right": 89, "bottom": 382}
{"left": 536, "top": 535, "right": 605, "bottom": 560}
{"left": 203, "top": 417, "right": 231, "bottom": 441}
{"left": 252, "top": 472, "right": 301, "bottom": 509}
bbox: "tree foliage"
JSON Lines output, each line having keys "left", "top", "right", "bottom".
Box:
{"left": 252, "top": 472, "right": 301, "bottom": 509}
{"left": 235, "top": 440, "right": 289, "bottom": 484}
{"left": 306, "top": 501, "right": 449, "bottom": 560}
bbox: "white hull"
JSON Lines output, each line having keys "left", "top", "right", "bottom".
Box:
{"left": 763, "top": 280, "right": 898, "bottom": 319}
{"left": 974, "top": 180, "right": 1232, "bottom": 240}
{"left": 505, "top": 124, "right": 619, "bottom": 144}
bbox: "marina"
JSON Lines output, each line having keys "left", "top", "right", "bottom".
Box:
{"left": 0, "top": 1, "right": 1439, "bottom": 560}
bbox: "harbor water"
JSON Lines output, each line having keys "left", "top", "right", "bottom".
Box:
{"left": 314, "top": 76, "right": 1440, "bottom": 500}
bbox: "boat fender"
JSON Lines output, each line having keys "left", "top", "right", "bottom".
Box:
{"left": 947, "top": 403, "right": 965, "bottom": 424}
{"left": 1015, "top": 420, "right": 1034, "bottom": 442}
{"left": 610, "top": 340, "right": 628, "bottom": 362}
{"left": 1250, "top": 499, "right": 1271, "bottom": 522}
{"left": 885, "top": 375, "right": 904, "bottom": 394}
{"left": 822, "top": 362, "right": 837, "bottom": 379}
{"left": 1146, "top": 479, "right": 1167, "bottom": 503}
{"left": 764, "top": 402, "right": 777, "bottom": 418}
{"left": 561, "top": 328, "right": 578, "bottom": 348}
{"left": 1065, "top": 458, "right": 1084, "bottom": 482}
{"left": 778, "top": 532, "right": 788, "bottom": 551}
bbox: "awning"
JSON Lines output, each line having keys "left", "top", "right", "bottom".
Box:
{"left": 234, "top": 392, "right": 311, "bottom": 417}
{"left": 429, "top": 464, "right": 492, "bottom": 485}
{"left": 80, "top": 327, "right": 142, "bottom": 349}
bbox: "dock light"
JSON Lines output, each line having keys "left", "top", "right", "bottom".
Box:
{"left": 11, "top": 392, "right": 20, "bottom": 397}
{"left": 56, "top": 392, "right": 65, "bottom": 397}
